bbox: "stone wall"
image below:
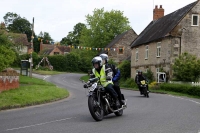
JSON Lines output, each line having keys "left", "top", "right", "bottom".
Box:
{"left": 109, "top": 29, "right": 138, "bottom": 63}
{"left": 131, "top": 37, "right": 181, "bottom": 80}
{"left": 0, "top": 68, "right": 19, "bottom": 92}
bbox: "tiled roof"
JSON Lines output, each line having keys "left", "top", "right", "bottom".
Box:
{"left": 100, "top": 29, "right": 134, "bottom": 54}
{"left": 130, "top": 1, "right": 197, "bottom": 48}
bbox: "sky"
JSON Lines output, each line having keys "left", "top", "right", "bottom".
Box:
{"left": 0, "top": 0, "right": 197, "bottom": 42}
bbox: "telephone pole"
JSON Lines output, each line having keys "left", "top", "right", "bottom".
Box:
{"left": 30, "top": 17, "right": 34, "bottom": 77}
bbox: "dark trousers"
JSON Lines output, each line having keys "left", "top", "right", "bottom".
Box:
{"left": 113, "top": 82, "right": 123, "bottom": 101}
{"left": 104, "top": 83, "right": 118, "bottom": 99}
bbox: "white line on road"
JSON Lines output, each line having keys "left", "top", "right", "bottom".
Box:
{"left": 6, "top": 117, "right": 75, "bottom": 131}
{"left": 167, "top": 95, "right": 200, "bottom": 105}
{"left": 43, "top": 75, "right": 49, "bottom": 80}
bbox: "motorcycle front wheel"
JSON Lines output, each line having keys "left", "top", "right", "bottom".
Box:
{"left": 114, "top": 109, "right": 123, "bottom": 116}
{"left": 88, "top": 95, "right": 104, "bottom": 121}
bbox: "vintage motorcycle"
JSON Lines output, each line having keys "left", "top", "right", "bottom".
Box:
{"left": 83, "top": 77, "right": 127, "bottom": 121}
{"left": 140, "top": 80, "right": 149, "bottom": 98}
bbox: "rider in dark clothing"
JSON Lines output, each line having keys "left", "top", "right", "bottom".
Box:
{"left": 135, "top": 70, "right": 149, "bottom": 95}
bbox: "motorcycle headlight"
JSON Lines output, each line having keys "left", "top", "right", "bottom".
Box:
{"left": 90, "top": 83, "right": 97, "bottom": 91}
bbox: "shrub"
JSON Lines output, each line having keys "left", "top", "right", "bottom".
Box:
{"left": 159, "top": 83, "right": 200, "bottom": 97}
{"left": 118, "top": 60, "right": 131, "bottom": 80}
{"left": 120, "top": 78, "right": 137, "bottom": 88}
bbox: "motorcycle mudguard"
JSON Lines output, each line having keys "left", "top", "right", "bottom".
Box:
{"left": 88, "top": 91, "right": 93, "bottom": 96}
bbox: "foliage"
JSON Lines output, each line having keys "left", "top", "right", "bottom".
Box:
{"left": 160, "top": 83, "right": 200, "bottom": 97}
{"left": 38, "top": 31, "right": 53, "bottom": 42}
{"left": 3, "top": 12, "right": 19, "bottom": 27}
{"left": 0, "top": 32, "right": 16, "bottom": 71}
{"left": 0, "top": 45, "right": 16, "bottom": 71}
{"left": 149, "top": 81, "right": 159, "bottom": 89}
{"left": 173, "top": 52, "right": 200, "bottom": 82}
{"left": 0, "top": 30, "right": 14, "bottom": 47}
{"left": 143, "top": 69, "right": 154, "bottom": 83}
{"left": 118, "top": 60, "right": 131, "bottom": 80}
{"left": 119, "top": 78, "right": 137, "bottom": 88}
{"left": 108, "top": 59, "right": 117, "bottom": 66}
{"left": 80, "top": 8, "right": 131, "bottom": 48}
{"left": 60, "top": 23, "right": 86, "bottom": 46}
{"left": 7, "top": 17, "right": 32, "bottom": 42}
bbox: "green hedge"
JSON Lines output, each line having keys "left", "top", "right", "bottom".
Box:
{"left": 160, "top": 83, "right": 200, "bottom": 97}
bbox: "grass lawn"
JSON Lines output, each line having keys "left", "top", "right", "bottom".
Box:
{"left": 33, "top": 69, "right": 67, "bottom": 75}
{"left": 0, "top": 75, "right": 69, "bottom": 111}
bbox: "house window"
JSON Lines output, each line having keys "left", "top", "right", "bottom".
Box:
{"left": 135, "top": 48, "right": 138, "bottom": 61}
{"left": 118, "top": 47, "right": 124, "bottom": 54}
{"left": 156, "top": 42, "right": 161, "bottom": 57}
{"left": 156, "top": 68, "right": 160, "bottom": 73}
{"left": 191, "top": 14, "right": 199, "bottom": 26}
{"left": 54, "top": 52, "right": 59, "bottom": 55}
{"left": 145, "top": 45, "right": 148, "bottom": 59}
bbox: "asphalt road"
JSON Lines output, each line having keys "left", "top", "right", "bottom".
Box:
{"left": 0, "top": 73, "right": 200, "bottom": 133}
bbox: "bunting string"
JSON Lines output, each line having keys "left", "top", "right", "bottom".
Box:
{"left": 66, "top": 45, "right": 124, "bottom": 51}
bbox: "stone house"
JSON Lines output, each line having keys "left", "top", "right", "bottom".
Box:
{"left": 101, "top": 29, "right": 138, "bottom": 63}
{"left": 130, "top": 0, "right": 200, "bottom": 81}
{"left": 39, "top": 42, "right": 71, "bottom": 55}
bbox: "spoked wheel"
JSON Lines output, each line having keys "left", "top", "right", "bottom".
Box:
{"left": 88, "top": 96, "right": 104, "bottom": 121}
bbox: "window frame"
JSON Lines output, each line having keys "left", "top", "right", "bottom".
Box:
{"left": 145, "top": 45, "right": 149, "bottom": 59}
{"left": 156, "top": 42, "right": 161, "bottom": 57}
{"left": 191, "top": 14, "right": 199, "bottom": 26}
{"left": 135, "top": 48, "right": 138, "bottom": 61}
{"left": 118, "top": 47, "right": 124, "bottom": 54}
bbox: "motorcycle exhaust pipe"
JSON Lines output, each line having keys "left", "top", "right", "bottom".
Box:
{"left": 104, "top": 98, "right": 127, "bottom": 113}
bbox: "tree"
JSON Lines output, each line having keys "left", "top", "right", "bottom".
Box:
{"left": 3, "top": 12, "right": 19, "bottom": 27}
{"left": 80, "top": 8, "right": 131, "bottom": 48}
{"left": 60, "top": 23, "right": 86, "bottom": 46}
{"left": 0, "top": 31, "right": 16, "bottom": 71}
{"left": 43, "top": 32, "right": 53, "bottom": 42}
{"left": 173, "top": 52, "right": 200, "bottom": 82}
{"left": 3, "top": 12, "right": 32, "bottom": 42}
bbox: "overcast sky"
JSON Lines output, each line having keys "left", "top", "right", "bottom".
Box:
{"left": 0, "top": 0, "right": 197, "bottom": 42}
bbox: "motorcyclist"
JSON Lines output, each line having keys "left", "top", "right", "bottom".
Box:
{"left": 90, "top": 56, "right": 120, "bottom": 107}
{"left": 99, "top": 53, "right": 124, "bottom": 105}
{"left": 135, "top": 70, "right": 149, "bottom": 95}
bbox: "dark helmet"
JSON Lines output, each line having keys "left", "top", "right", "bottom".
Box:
{"left": 138, "top": 70, "right": 142, "bottom": 74}
{"left": 91, "top": 56, "right": 103, "bottom": 67}
{"left": 99, "top": 53, "right": 109, "bottom": 63}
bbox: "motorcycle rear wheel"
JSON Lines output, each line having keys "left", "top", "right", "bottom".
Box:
{"left": 88, "top": 96, "right": 104, "bottom": 121}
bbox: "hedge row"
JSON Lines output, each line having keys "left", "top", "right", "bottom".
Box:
{"left": 12, "top": 51, "right": 95, "bottom": 73}
{"left": 159, "top": 83, "right": 200, "bottom": 97}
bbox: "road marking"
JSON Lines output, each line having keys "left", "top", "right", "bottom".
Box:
{"left": 6, "top": 117, "right": 75, "bottom": 131}
{"left": 167, "top": 95, "right": 200, "bottom": 105}
{"left": 43, "top": 76, "right": 49, "bottom": 80}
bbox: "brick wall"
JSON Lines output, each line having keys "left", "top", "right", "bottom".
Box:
{"left": 0, "top": 68, "right": 19, "bottom": 92}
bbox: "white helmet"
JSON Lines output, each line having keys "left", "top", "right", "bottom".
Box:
{"left": 99, "top": 53, "right": 109, "bottom": 63}
{"left": 91, "top": 56, "right": 103, "bottom": 67}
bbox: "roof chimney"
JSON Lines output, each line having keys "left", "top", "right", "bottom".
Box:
{"left": 153, "top": 5, "right": 164, "bottom": 20}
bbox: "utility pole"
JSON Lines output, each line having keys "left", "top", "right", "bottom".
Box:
{"left": 30, "top": 17, "right": 34, "bottom": 77}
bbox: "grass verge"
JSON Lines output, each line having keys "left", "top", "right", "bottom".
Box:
{"left": 32, "top": 69, "right": 67, "bottom": 75}
{"left": 0, "top": 75, "right": 69, "bottom": 111}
